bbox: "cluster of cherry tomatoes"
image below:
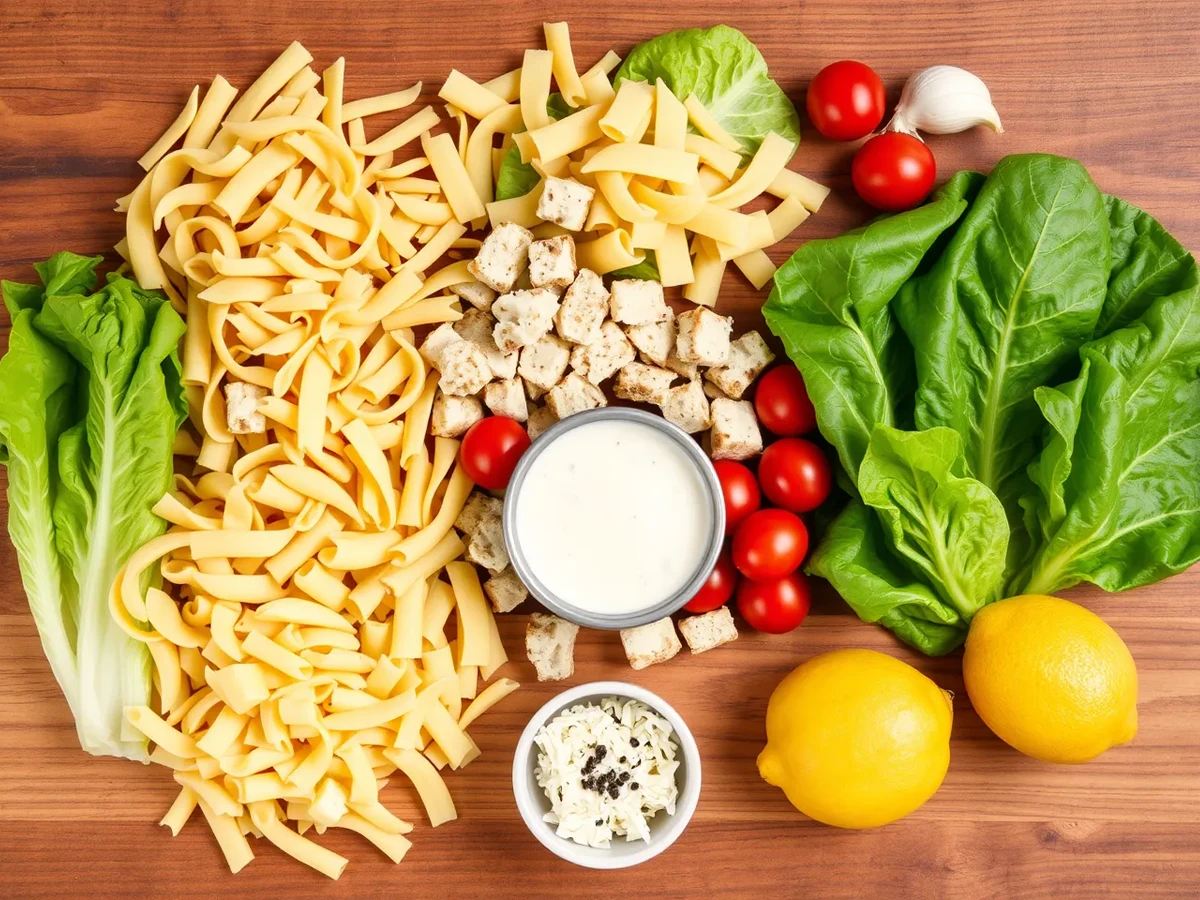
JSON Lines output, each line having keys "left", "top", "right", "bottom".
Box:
{"left": 806, "top": 60, "right": 936, "bottom": 212}
{"left": 685, "top": 367, "right": 832, "bottom": 634}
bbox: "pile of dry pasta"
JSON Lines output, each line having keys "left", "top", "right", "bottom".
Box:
{"left": 112, "top": 41, "right": 522, "bottom": 879}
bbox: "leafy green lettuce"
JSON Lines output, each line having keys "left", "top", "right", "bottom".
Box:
{"left": 766, "top": 154, "right": 1200, "bottom": 655}
{"left": 615, "top": 24, "right": 799, "bottom": 160}
{"left": 0, "top": 252, "right": 186, "bottom": 759}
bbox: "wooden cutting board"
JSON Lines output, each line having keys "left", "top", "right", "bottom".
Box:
{"left": 2, "top": 1, "right": 1199, "bottom": 897}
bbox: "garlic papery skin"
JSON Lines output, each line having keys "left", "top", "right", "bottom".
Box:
{"left": 887, "top": 65, "right": 1003, "bottom": 137}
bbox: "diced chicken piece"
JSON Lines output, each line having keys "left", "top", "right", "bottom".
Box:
{"left": 449, "top": 280, "right": 497, "bottom": 312}
{"left": 431, "top": 391, "right": 484, "bottom": 438}
{"left": 466, "top": 507, "right": 509, "bottom": 574}
{"left": 546, "top": 373, "right": 606, "bottom": 419}
{"left": 609, "top": 279, "right": 671, "bottom": 326}
{"left": 660, "top": 380, "right": 711, "bottom": 433}
{"left": 437, "top": 340, "right": 492, "bottom": 396}
{"left": 484, "top": 568, "right": 528, "bottom": 614}
{"left": 705, "top": 331, "right": 776, "bottom": 399}
{"left": 225, "top": 382, "right": 268, "bottom": 434}
{"left": 535, "top": 176, "right": 596, "bottom": 232}
{"left": 710, "top": 398, "right": 763, "bottom": 460}
{"left": 419, "top": 322, "right": 464, "bottom": 370}
{"left": 492, "top": 288, "right": 560, "bottom": 353}
{"left": 467, "top": 221, "right": 534, "bottom": 293}
{"left": 528, "top": 235, "right": 578, "bottom": 290}
{"left": 526, "top": 612, "right": 579, "bottom": 681}
{"left": 678, "top": 606, "right": 739, "bottom": 654}
{"left": 555, "top": 268, "right": 609, "bottom": 345}
{"left": 569, "top": 321, "right": 635, "bottom": 385}
{"left": 526, "top": 404, "right": 558, "bottom": 441}
{"left": 484, "top": 377, "right": 529, "bottom": 422}
{"left": 454, "top": 307, "right": 517, "bottom": 380}
{"left": 625, "top": 317, "right": 675, "bottom": 367}
{"left": 455, "top": 491, "right": 503, "bottom": 538}
{"left": 518, "top": 334, "right": 571, "bottom": 392}
{"left": 614, "top": 362, "right": 676, "bottom": 406}
{"left": 675, "top": 308, "right": 732, "bottom": 366}
{"left": 619, "top": 617, "right": 681, "bottom": 670}
{"left": 664, "top": 348, "right": 699, "bottom": 381}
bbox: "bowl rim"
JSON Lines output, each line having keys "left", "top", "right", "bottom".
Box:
{"left": 502, "top": 407, "right": 725, "bottom": 630}
{"left": 511, "top": 680, "right": 703, "bottom": 870}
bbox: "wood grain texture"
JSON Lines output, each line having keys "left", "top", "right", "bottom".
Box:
{"left": 1, "top": 1, "right": 1199, "bottom": 897}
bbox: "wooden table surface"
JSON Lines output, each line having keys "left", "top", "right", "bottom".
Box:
{"left": 2, "top": 1, "right": 1199, "bottom": 897}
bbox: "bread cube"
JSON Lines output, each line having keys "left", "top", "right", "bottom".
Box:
{"left": 614, "top": 362, "right": 676, "bottom": 405}
{"left": 453, "top": 307, "right": 518, "bottom": 380}
{"left": 431, "top": 391, "right": 484, "bottom": 438}
{"left": 664, "top": 348, "right": 699, "bottom": 381}
{"left": 609, "top": 279, "right": 671, "bottom": 326}
{"left": 569, "top": 320, "right": 635, "bottom": 385}
{"left": 484, "top": 377, "right": 529, "bottom": 422}
{"left": 660, "top": 380, "right": 711, "bottom": 433}
{"left": 526, "top": 404, "right": 558, "bottom": 441}
{"left": 524, "top": 378, "right": 546, "bottom": 401}
{"left": 492, "top": 288, "right": 560, "bottom": 353}
{"left": 555, "top": 268, "right": 609, "bottom": 345}
{"left": 467, "top": 221, "right": 534, "bottom": 293}
{"left": 437, "top": 341, "right": 492, "bottom": 397}
{"left": 678, "top": 606, "right": 739, "bottom": 654}
{"left": 546, "top": 372, "right": 606, "bottom": 419}
{"left": 484, "top": 568, "right": 528, "bottom": 614}
{"left": 225, "top": 382, "right": 267, "bottom": 434}
{"left": 526, "top": 613, "right": 579, "bottom": 681}
{"left": 710, "top": 398, "right": 763, "bottom": 460}
{"left": 455, "top": 491, "right": 503, "bottom": 538}
{"left": 675, "top": 308, "right": 732, "bottom": 366}
{"left": 536, "top": 176, "right": 595, "bottom": 232}
{"left": 625, "top": 317, "right": 675, "bottom": 367}
{"left": 528, "top": 235, "right": 578, "bottom": 290}
{"left": 419, "top": 322, "right": 463, "bottom": 370}
{"left": 466, "top": 509, "right": 509, "bottom": 574}
{"left": 705, "top": 331, "right": 775, "bottom": 399}
{"left": 518, "top": 334, "right": 571, "bottom": 392}
{"left": 703, "top": 380, "right": 729, "bottom": 401}
{"left": 449, "top": 280, "right": 496, "bottom": 312}
{"left": 619, "top": 617, "right": 681, "bottom": 670}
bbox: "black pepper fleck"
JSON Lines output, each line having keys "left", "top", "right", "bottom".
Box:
{"left": 609, "top": 788, "right": 619, "bottom": 799}
{"left": 595, "top": 818, "right": 603, "bottom": 826}
{"left": 629, "top": 737, "right": 640, "bottom": 748}
{"left": 595, "top": 745, "right": 607, "bottom": 759}
{"left": 618, "top": 756, "right": 626, "bottom": 764}
{"left": 630, "top": 782, "right": 639, "bottom": 790}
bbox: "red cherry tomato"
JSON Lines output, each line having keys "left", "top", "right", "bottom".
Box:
{"left": 732, "top": 509, "right": 809, "bottom": 580}
{"left": 459, "top": 416, "right": 530, "bottom": 490}
{"left": 851, "top": 132, "right": 937, "bottom": 211}
{"left": 755, "top": 366, "right": 817, "bottom": 437}
{"left": 713, "top": 460, "right": 761, "bottom": 535}
{"left": 737, "top": 572, "right": 811, "bottom": 634}
{"left": 684, "top": 546, "right": 739, "bottom": 613}
{"left": 758, "top": 438, "right": 833, "bottom": 514}
{"left": 806, "top": 61, "right": 886, "bottom": 142}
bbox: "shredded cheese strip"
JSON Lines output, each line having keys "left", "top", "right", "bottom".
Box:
{"left": 119, "top": 41, "right": 523, "bottom": 882}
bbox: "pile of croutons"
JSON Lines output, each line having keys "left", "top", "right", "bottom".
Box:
{"left": 420, "top": 215, "right": 775, "bottom": 460}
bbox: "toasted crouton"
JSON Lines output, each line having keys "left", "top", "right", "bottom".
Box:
{"left": 466, "top": 507, "right": 509, "bottom": 574}
{"left": 675, "top": 308, "right": 733, "bottom": 366}
{"left": 431, "top": 391, "right": 484, "bottom": 438}
{"left": 455, "top": 491, "right": 503, "bottom": 538}
{"left": 609, "top": 279, "right": 671, "bottom": 325}
{"left": 536, "top": 176, "right": 595, "bottom": 232}
{"left": 450, "top": 280, "right": 497, "bottom": 312}
{"left": 569, "top": 320, "right": 635, "bottom": 385}
{"left": 454, "top": 307, "right": 518, "bottom": 380}
{"left": 419, "top": 322, "right": 464, "bottom": 370}
{"left": 526, "top": 404, "right": 558, "bottom": 441}
{"left": 626, "top": 317, "right": 675, "bottom": 367}
{"left": 710, "top": 398, "right": 763, "bottom": 460}
{"left": 660, "top": 380, "right": 712, "bottom": 433}
{"left": 678, "top": 606, "right": 739, "bottom": 654}
{"left": 518, "top": 334, "right": 571, "bottom": 392}
{"left": 484, "top": 377, "right": 529, "bottom": 421}
{"left": 468, "top": 221, "right": 534, "bottom": 293}
{"left": 528, "top": 235, "right": 578, "bottom": 290}
{"left": 705, "top": 331, "right": 775, "bottom": 399}
{"left": 619, "top": 617, "right": 681, "bottom": 670}
{"left": 546, "top": 373, "right": 606, "bottom": 419}
{"left": 526, "top": 613, "right": 580, "bottom": 681}
{"left": 492, "top": 288, "right": 561, "bottom": 353}
{"left": 614, "top": 362, "right": 677, "bottom": 405}
{"left": 555, "top": 268, "right": 609, "bottom": 345}
{"left": 225, "top": 382, "right": 268, "bottom": 434}
{"left": 484, "top": 568, "right": 528, "bottom": 614}
{"left": 437, "top": 340, "right": 492, "bottom": 397}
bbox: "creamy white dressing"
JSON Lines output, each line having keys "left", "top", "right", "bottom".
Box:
{"left": 515, "top": 418, "right": 712, "bottom": 615}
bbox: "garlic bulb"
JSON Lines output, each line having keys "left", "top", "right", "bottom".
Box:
{"left": 887, "top": 65, "right": 1003, "bottom": 136}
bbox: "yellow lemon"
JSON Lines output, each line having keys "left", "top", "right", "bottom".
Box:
{"left": 964, "top": 594, "right": 1138, "bottom": 764}
{"left": 757, "top": 648, "right": 952, "bottom": 829}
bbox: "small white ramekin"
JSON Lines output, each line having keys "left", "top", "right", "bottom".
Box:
{"left": 511, "top": 681, "right": 702, "bottom": 869}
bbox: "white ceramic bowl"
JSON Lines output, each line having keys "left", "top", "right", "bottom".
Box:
{"left": 512, "top": 681, "right": 702, "bottom": 869}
